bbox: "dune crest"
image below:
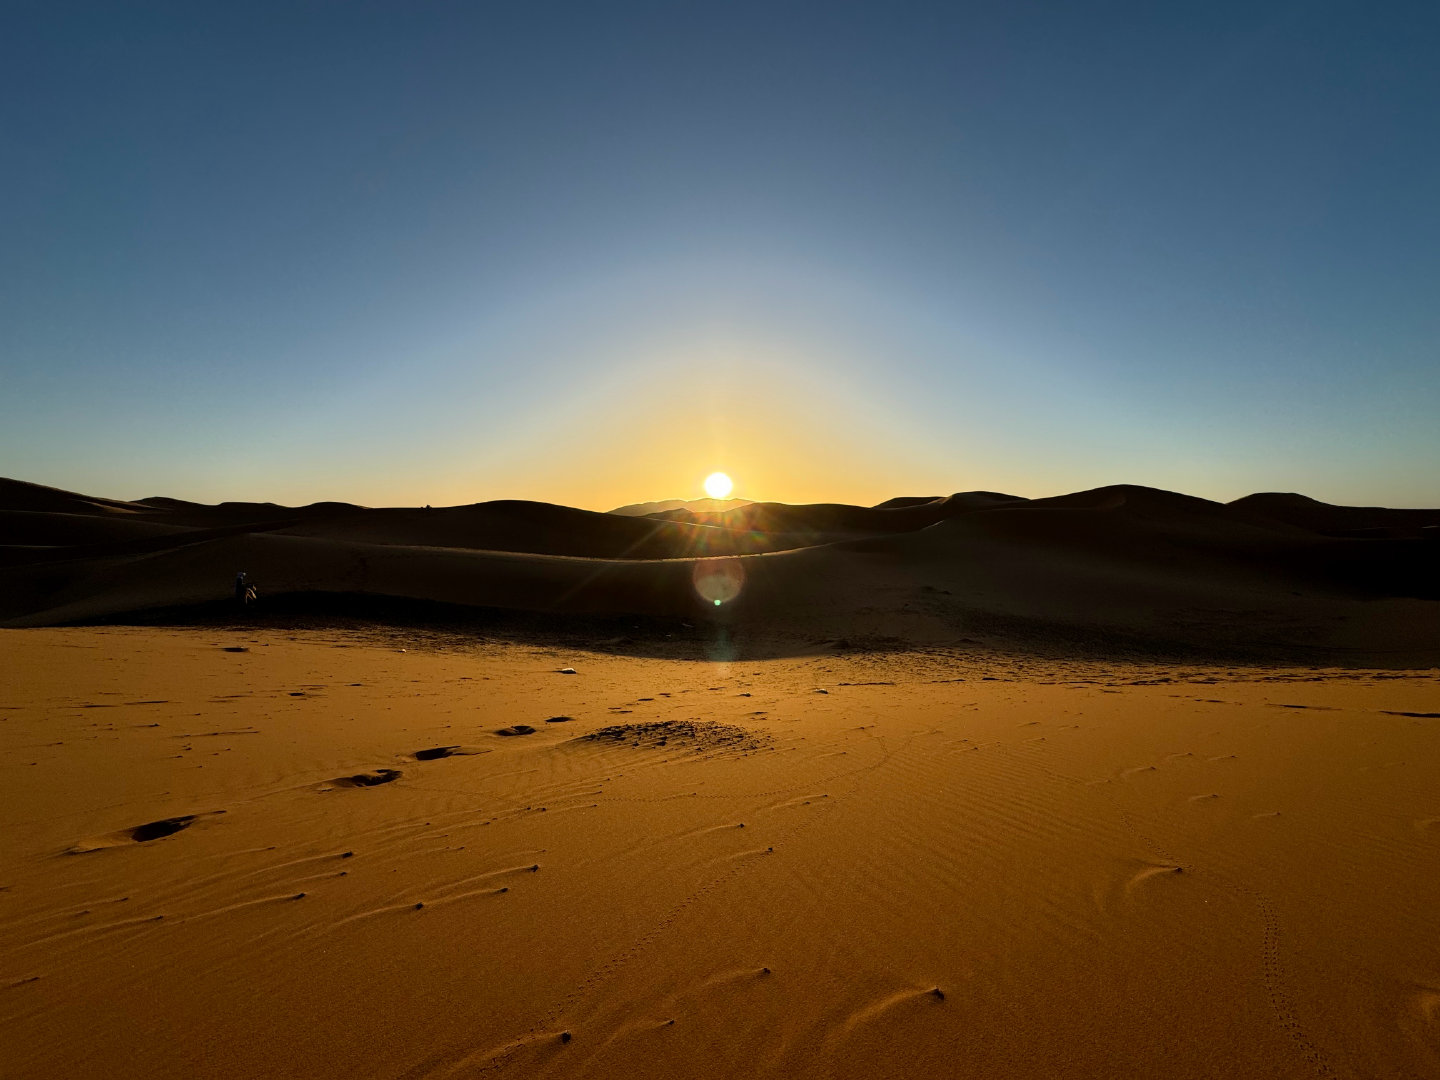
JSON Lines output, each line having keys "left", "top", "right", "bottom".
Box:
{"left": 1, "top": 477, "right": 1436, "bottom": 664}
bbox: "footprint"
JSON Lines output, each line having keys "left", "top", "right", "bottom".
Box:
{"left": 330, "top": 769, "right": 402, "bottom": 788}
{"left": 68, "top": 810, "right": 225, "bottom": 853}
{"left": 131, "top": 817, "right": 196, "bottom": 841}
{"left": 411, "top": 745, "right": 489, "bottom": 761}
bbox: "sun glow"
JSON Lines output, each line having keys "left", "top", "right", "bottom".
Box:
{"left": 703, "top": 472, "right": 733, "bottom": 499}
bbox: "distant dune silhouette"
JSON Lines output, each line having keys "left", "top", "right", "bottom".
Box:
{"left": 2, "top": 477, "right": 1436, "bottom": 664}
{"left": 608, "top": 497, "right": 752, "bottom": 516}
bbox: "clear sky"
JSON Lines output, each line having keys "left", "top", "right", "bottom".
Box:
{"left": 3, "top": 1, "right": 1437, "bottom": 510}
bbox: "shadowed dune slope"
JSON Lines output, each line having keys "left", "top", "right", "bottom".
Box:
{"left": 275, "top": 501, "right": 806, "bottom": 558}
{"left": 1230, "top": 491, "right": 1440, "bottom": 538}
{"left": 1, "top": 477, "right": 1437, "bottom": 663}
{"left": 0, "top": 509, "right": 191, "bottom": 548}
{"left": 872, "top": 491, "right": 1023, "bottom": 511}
{"left": 0, "top": 477, "right": 152, "bottom": 516}
{"left": 652, "top": 491, "right": 1030, "bottom": 535}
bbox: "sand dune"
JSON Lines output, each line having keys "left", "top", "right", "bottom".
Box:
{"left": 4, "top": 477, "right": 1440, "bottom": 1077}
{"left": 609, "top": 497, "right": 752, "bottom": 516}
{"left": 1232, "top": 491, "right": 1440, "bottom": 538}
{"left": 1, "top": 477, "right": 1436, "bottom": 664}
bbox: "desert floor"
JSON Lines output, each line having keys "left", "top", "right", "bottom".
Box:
{"left": 2, "top": 626, "right": 1438, "bottom": 1078}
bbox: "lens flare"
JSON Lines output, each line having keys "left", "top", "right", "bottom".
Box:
{"left": 692, "top": 557, "right": 744, "bottom": 607}
{"left": 703, "top": 472, "right": 733, "bottom": 499}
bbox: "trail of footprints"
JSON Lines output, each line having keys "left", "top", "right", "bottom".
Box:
{"left": 53, "top": 691, "right": 866, "bottom": 1074}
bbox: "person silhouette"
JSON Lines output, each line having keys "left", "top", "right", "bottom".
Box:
{"left": 235, "top": 572, "right": 259, "bottom": 608}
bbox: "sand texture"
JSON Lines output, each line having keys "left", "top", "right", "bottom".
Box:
{"left": 2, "top": 628, "right": 1439, "bottom": 1078}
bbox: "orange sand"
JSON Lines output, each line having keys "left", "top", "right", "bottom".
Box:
{"left": 3, "top": 627, "right": 1438, "bottom": 1078}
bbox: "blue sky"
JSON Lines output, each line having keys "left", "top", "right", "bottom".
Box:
{"left": 3, "top": 1, "right": 1437, "bottom": 508}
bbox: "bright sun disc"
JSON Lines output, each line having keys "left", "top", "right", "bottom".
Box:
{"left": 703, "top": 472, "right": 733, "bottom": 499}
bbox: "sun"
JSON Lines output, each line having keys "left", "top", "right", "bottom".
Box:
{"left": 703, "top": 471, "right": 733, "bottom": 499}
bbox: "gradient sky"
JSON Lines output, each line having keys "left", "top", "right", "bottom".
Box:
{"left": 3, "top": 1, "right": 1437, "bottom": 510}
